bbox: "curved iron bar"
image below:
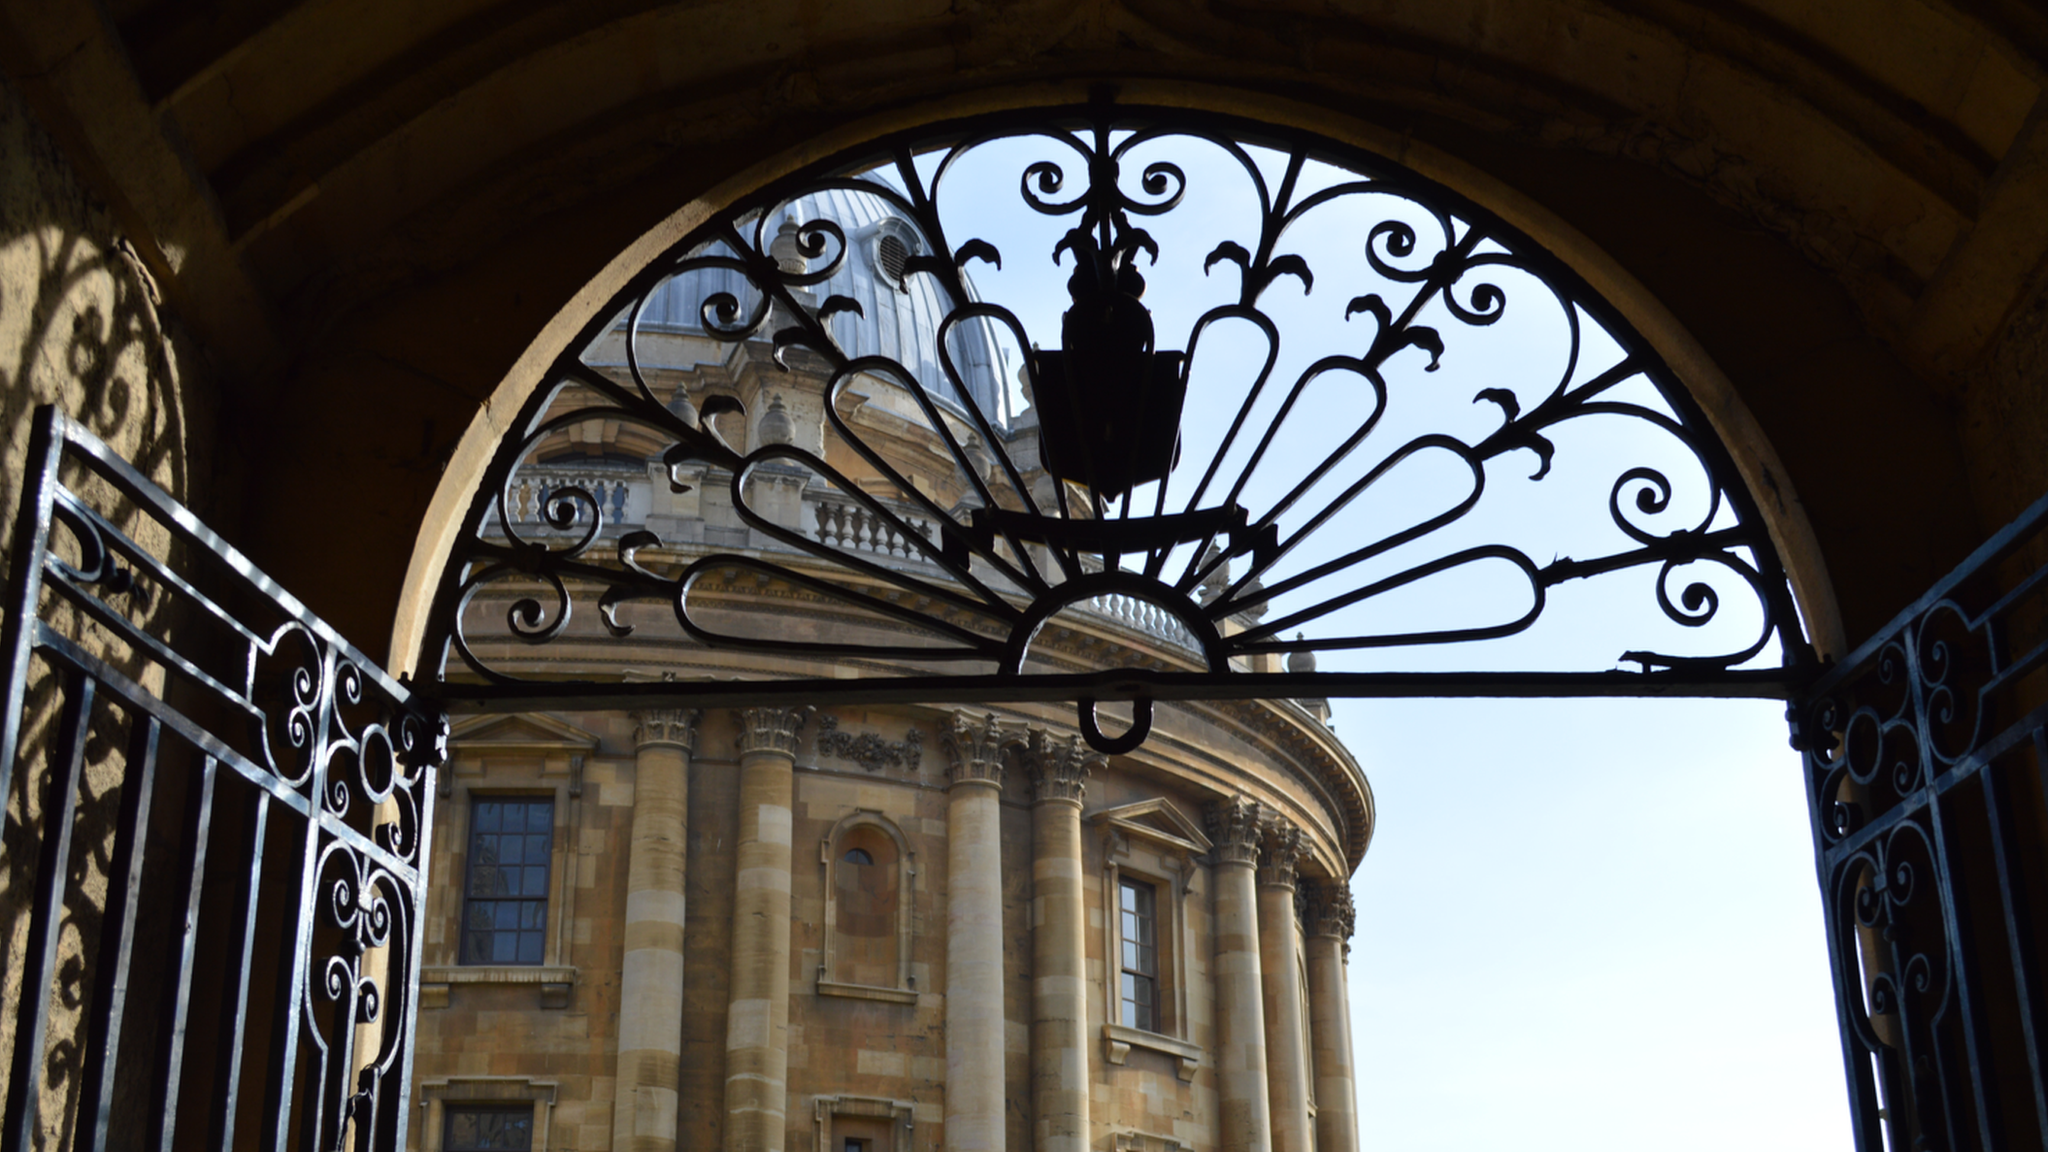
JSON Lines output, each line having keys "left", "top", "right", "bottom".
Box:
{"left": 419, "top": 99, "right": 1816, "bottom": 752}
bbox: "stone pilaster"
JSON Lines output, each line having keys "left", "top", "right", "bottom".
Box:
{"left": 723, "top": 706, "right": 809, "bottom": 1152}
{"left": 1206, "top": 796, "right": 1273, "bottom": 1152}
{"left": 615, "top": 709, "right": 700, "bottom": 1152}
{"left": 1305, "top": 880, "right": 1359, "bottom": 1152}
{"left": 941, "top": 713, "right": 1009, "bottom": 1152}
{"left": 1257, "top": 820, "right": 1312, "bottom": 1152}
{"left": 1027, "top": 731, "right": 1097, "bottom": 1152}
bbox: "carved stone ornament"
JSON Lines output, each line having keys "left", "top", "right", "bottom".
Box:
{"left": 1205, "top": 795, "right": 1265, "bottom": 867}
{"left": 633, "top": 707, "right": 703, "bottom": 752}
{"left": 1305, "top": 878, "right": 1356, "bottom": 941}
{"left": 1026, "top": 729, "right": 1100, "bottom": 805}
{"left": 941, "top": 711, "right": 1007, "bottom": 788}
{"left": 1257, "top": 818, "right": 1303, "bottom": 889}
{"left": 734, "top": 705, "right": 813, "bottom": 756}
{"left": 814, "top": 714, "right": 924, "bottom": 773}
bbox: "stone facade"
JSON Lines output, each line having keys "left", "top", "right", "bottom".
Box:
{"left": 416, "top": 702, "right": 1362, "bottom": 1152}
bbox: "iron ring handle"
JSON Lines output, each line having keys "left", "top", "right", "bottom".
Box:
{"left": 1077, "top": 695, "right": 1151, "bottom": 755}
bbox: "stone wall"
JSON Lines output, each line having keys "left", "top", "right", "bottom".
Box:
{"left": 0, "top": 71, "right": 226, "bottom": 1148}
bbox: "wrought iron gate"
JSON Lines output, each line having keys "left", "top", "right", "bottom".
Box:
{"left": 1795, "top": 490, "right": 2048, "bottom": 1152}
{"left": 0, "top": 407, "right": 444, "bottom": 1151}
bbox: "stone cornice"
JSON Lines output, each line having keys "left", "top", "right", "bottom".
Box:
{"left": 941, "top": 711, "right": 1007, "bottom": 788}
{"left": 1205, "top": 795, "right": 1264, "bottom": 866}
{"left": 1025, "top": 728, "right": 1099, "bottom": 805}
{"left": 733, "top": 705, "right": 812, "bottom": 756}
{"left": 632, "top": 707, "right": 701, "bottom": 752}
{"left": 1258, "top": 817, "right": 1303, "bottom": 890}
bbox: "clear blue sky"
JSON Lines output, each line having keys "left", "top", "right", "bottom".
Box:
{"left": 1338, "top": 694, "right": 1848, "bottom": 1152}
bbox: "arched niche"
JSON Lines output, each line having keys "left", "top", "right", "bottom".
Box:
{"left": 817, "top": 810, "right": 916, "bottom": 1004}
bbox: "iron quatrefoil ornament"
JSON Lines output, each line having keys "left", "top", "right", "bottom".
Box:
{"left": 418, "top": 96, "right": 1815, "bottom": 753}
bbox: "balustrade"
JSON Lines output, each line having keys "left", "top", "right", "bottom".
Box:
{"left": 811, "top": 496, "right": 935, "bottom": 559}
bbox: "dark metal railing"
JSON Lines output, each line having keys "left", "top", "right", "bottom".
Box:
{"left": 1796, "top": 490, "right": 2048, "bottom": 1152}
{"left": 0, "top": 407, "right": 444, "bottom": 1152}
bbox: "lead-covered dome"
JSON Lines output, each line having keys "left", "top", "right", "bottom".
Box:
{"left": 625, "top": 186, "right": 1011, "bottom": 423}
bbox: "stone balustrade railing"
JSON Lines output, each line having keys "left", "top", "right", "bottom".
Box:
{"left": 811, "top": 495, "right": 936, "bottom": 559}
{"left": 505, "top": 467, "right": 639, "bottom": 528}
{"left": 1083, "top": 592, "right": 1201, "bottom": 651}
{"left": 498, "top": 467, "right": 1200, "bottom": 654}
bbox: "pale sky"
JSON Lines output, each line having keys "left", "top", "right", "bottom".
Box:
{"left": 1339, "top": 694, "right": 1850, "bottom": 1152}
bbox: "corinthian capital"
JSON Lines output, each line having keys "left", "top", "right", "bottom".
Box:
{"left": 733, "top": 706, "right": 812, "bottom": 756}
{"left": 1026, "top": 729, "right": 1098, "bottom": 805}
{"left": 1205, "top": 795, "right": 1265, "bottom": 866}
{"left": 632, "top": 708, "right": 702, "bottom": 752}
{"left": 1305, "top": 878, "right": 1356, "bottom": 941}
{"left": 1257, "top": 818, "right": 1303, "bottom": 890}
{"left": 941, "top": 711, "right": 1007, "bottom": 788}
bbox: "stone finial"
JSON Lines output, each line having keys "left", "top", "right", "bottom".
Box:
{"left": 1258, "top": 817, "right": 1304, "bottom": 890}
{"left": 733, "top": 706, "right": 812, "bottom": 756}
{"left": 1026, "top": 729, "right": 1098, "bottom": 805}
{"left": 1197, "top": 544, "right": 1230, "bottom": 605}
{"left": 1235, "top": 574, "right": 1269, "bottom": 623}
{"left": 632, "top": 707, "right": 702, "bottom": 752}
{"left": 1305, "top": 878, "right": 1356, "bottom": 941}
{"left": 941, "top": 712, "right": 1007, "bottom": 788}
{"left": 769, "top": 218, "right": 808, "bottom": 274}
{"left": 1205, "top": 795, "right": 1265, "bottom": 866}
{"left": 1286, "top": 633, "right": 1316, "bottom": 674}
{"left": 758, "top": 393, "right": 794, "bottom": 446}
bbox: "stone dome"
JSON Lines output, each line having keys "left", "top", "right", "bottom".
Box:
{"left": 627, "top": 185, "right": 1011, "bottom": 423}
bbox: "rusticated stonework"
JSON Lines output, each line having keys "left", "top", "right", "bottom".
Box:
{"left": 1025, "top": 728, "right": 1097, "bottom": 805}
{"left": 1258, "top": 818, "right": 1303, "bottom": 890}
{"left": 941, "top": 711, "right": 1007, "bottom": 787}
{"left": 1206, "top": 795, "right": 1265, "bottom": 867}
{"left": 733, "top": 705, "right": 812, "bottom": 756}
{"left": 1304, "top": 878, "right": 1356, "bottom": 941}
{"left": 632, "top": 707, "right": 702, "bottom": 751}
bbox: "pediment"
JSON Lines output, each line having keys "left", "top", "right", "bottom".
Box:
{"left": 1088, "top": 798, "right": 1211, "bottom": 855}
{"left": 449, "top": 712, "right": 600, "bottom": 754}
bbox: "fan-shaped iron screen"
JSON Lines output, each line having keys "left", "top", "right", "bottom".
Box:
{"left": 417, "top": 98, "right": 1813, "bottom": 752}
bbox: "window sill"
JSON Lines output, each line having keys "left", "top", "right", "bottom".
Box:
{"left": 1102, "top": 1023, "right": 1200, "bottom": 1082}
{"left": 420, "top": 965, "right": 576, "bottom": 1010}
{"left": 817, "top": 979, "right": 919, "bottom": 1005}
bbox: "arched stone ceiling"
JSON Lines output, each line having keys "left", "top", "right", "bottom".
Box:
{"left": 3, "top": 0, "right": 2044, "bottom": 653}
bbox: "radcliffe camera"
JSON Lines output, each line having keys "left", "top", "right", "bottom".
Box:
{"left": 0, "top": 7, "right": 2042, "bottom": 1152}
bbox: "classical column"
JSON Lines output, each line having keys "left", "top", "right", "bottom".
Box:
{"left": 1257, "top": 820, "right": 1312, "bottom": 1152}
{"left": 615, "top": 709, "right": 700, "bottom": 1152}
{"left": 1027, "top": 731, "right": 1095, "bottom": 1152}
{"left": 1207, "top": 796, "right": 1273, "bottom": 1152}
{"left": 1305, "top": 880, "right": 1359, "bottom": 1152}
{"left": 941, "top": 713, "right": 1010, "bottom": 1152}
{"left": 723, "top": 706, "right": 810, "bottom": 1152}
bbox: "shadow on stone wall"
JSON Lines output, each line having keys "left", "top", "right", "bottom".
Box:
{"left": 0, "top": 72, "right": 224, "bottom": 1148}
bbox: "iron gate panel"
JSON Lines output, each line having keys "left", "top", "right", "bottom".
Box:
{"left": 415, "top": 98, "right": 1816, "bottom": 754}
{"left": 0, "top": 407, "right": 445, "bottom": 1152}
{"left": 1795, "top": 488, "right": 2048, "bottom": 1152}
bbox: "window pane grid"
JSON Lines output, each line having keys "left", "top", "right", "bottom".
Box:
{"left": 463, "top": 798, "right": 553, "bottom": 965}
{"left": 445, "top": 1105, "right": 534, "bottom": 1151}
{"left": 1119, "top": 878, "right": 1160, "bottom": 1032}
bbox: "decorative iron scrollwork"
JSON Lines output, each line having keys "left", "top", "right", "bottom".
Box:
{"left": 0, "top": 407, "right": 444, "bottom": 1152}
{"left": 1794, "top": 485, "right": 2048, "bottom": 1152}
{"left": 422, "top": 98, "right": 1811, "bottom": 751}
